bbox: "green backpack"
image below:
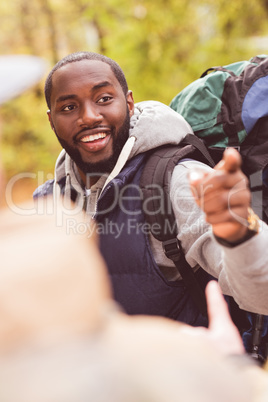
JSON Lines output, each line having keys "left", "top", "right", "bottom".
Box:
{"left": 170, "top": 55, "right": 268, "bottom": 147}
{"left": 170, "top": 55, "right": 268, "bottom": 224}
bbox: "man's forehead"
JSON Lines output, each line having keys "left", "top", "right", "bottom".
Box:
{"left": 53, "top": 59, "right": 117, "bottom": 86}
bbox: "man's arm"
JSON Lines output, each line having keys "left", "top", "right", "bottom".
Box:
{"left": 170, "top": 154, "right": 268, "bottom": 314}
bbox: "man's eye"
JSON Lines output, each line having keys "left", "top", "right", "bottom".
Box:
{"left": 98, "top": 96, "right": 112, "bottom": 103}
{"left": 62, "top": 105, "right": 76, "bottom": 111}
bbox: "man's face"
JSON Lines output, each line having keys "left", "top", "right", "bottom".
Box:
{"left": 48, "top": 60, "right": 134, "bottom": 176}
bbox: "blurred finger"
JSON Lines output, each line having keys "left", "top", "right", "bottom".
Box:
{"left": 206, "top": 281, "right": 233, "bottom": 330}
{"left": 205, "top": 281, "right": 245, "bottom": 354}
{"left": 215, "top": 148, "right": 242, "bottom": 173}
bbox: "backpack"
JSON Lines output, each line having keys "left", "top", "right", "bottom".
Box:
{"left": 140, "top": 55, "right": 268, "bottom": 364}
{"left": 169, "top": 55, "right": 268, "bottom": 222}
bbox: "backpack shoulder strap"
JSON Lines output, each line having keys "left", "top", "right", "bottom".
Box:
{"left": 140, "top": 134, "right": 214, "bottom": 241}
{"left": 140, "top": 134, "right": 215, "bottom": 315}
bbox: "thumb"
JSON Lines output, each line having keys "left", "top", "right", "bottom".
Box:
{"left": 215, "top": 148, "right": 242, "bottom": 173}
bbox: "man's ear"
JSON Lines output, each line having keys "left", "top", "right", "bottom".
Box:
{"left": 47, "top": 110, "right": 55, "bottom": 132}
{"left": 126, "top": 90, "right": 135, "bottom": 117}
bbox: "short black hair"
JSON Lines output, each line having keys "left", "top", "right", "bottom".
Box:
{"left": 45, "top": 51, "right": 129, "bottom": 109}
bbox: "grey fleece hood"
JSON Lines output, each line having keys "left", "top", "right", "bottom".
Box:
{"left": 129, "top": 100, "right": 193, "bottom": 158}
{"left": 53, "top": 101, "right": 194, "bottom": 193}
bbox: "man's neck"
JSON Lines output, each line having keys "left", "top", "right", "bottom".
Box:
{"left": 78, "top": 167, "right": 101, "bottom": 189}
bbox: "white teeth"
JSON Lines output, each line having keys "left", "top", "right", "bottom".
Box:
{"left": 80, "top": 133, "right": 107, "bottom": 143}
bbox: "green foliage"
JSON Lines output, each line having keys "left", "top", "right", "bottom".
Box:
{"left": 1, "top": 0, "right": 268, "bottom": 184}
{"left": 1, "top": 88, "right": 61, "bottom": 179}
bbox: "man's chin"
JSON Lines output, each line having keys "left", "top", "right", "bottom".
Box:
{"left": 75, "top": 154, "right": 118, "bottom": 176}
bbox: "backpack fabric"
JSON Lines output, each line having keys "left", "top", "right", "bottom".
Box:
{"left": 169, "top": 55, "right": 268, "bottom": 223}
{"left": 169, "top": 55, "right": 268, "bottom": 148}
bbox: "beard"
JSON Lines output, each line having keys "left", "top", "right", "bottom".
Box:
{"left": 55, "top": 107, "right": 130, "bottom": 176}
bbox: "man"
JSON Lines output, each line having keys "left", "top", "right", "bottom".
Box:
{"left": 34, "top": 51, "right": 268, "bottom": 328}
{"left": 1, "top": 53, "right": 267, "bottom": 401}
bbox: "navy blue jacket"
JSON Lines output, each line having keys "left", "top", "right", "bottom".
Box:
{"left": 34, "top": 153, "right": 209, "bottom": 327}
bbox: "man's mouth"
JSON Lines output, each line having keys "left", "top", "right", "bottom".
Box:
{"left": 79, "top": 132, "right": 107, "bottom": 143}
{"left": 76, "top": 129, "right": 112, "bottom": 153}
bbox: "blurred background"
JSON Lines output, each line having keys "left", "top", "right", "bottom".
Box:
{"left": 1, "top": 0, "right": 268, "bottom": 207}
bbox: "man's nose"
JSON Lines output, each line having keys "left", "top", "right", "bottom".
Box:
{"left": 78, "top": 102, "right": 102, "bottom": 126}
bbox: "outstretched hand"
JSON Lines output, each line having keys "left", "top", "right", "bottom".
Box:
{"left": 189, "top": 148, "right": 251, "bottom": 242}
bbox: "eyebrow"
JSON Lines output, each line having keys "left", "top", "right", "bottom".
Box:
{"left": 55, "top": 94, "right": 77, "bottom": 104}
{"left": 55, "top": 81, "right": 113, "bottom": 104}
{"left": 92, "top": 81, "right": 113, "bottom": 91}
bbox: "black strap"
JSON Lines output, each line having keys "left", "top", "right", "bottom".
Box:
{"left": 140, "top": 134, "right": 215, "bottom": 315}
{"left": 140, "top": 134, "right": 215, "bottom": 242}
{"left": 251, "top": 314, "right": 267, "bottom": 364}
{"left": 162, "top": 238, "right": 207, "bottom": 316}
{"left": 180, "top": 133, "right": 215, "bottom": 167}
{"left": 200, "top": 66, "right": 236, "bottom": 78}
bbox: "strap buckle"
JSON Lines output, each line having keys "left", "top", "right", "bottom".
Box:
{"left": 162, "top": 238, "right": 181, "bottom": 262}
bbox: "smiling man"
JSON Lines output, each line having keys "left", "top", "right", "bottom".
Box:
{"left": 46, "top": 57, "right": 134, "bottom": 187}
{"left": 34, "top": 52, "right": 268, "bottom": 356}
